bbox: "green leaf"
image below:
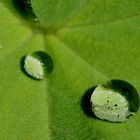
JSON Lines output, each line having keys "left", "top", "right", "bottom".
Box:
{"left": 1, "top": 0, "right": 140, "bottom": 139}
{"left": 31, "top": 0, "right": 89, "bottom": 28}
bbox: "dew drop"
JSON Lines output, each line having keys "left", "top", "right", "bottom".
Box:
{"left": 22, "top": 51, "right": 53, "bottom": 80}
{"left": 90, "top": 80, "right": 139, "bottom": 122}
{"left": 13, "top": 0, "right": 37, "bottom": 21}
{"left": 34, "top": 18, "right": 38, "bottom": 22}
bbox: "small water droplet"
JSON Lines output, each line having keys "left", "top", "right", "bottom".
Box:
{"left": 88, "top": 80, "right": 139, "bottom": 122}
{"left": 35, "top": 18, "right": 38, "bottom": 22}
{"left": 21, "top": 51, "right": 53, "bottom": 80}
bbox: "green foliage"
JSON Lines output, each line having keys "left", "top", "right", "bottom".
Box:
{"left": 0, "top": 0, "right": 140, "bottom": 139}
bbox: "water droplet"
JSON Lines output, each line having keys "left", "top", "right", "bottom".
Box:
{"left": 90, "top": 80, "right": 139, "bottom": 122}
{"left": 0, "top": 45, "right": 3, "bottom": 49}
{"left": 21, "top": 51, "right": 53, "bottom": 80}
{"left": 35, "top": 18, "right": 38, "bottom": 22}
{"left": 13, "top": 0, "right": 37, "bottom": 21}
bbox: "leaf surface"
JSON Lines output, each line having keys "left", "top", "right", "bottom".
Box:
{"left": 0, "top": 0, "right": 140, "bottom": 139}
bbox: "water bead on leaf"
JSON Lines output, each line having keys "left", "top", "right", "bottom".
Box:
{"left": 22, "top": 51, "right": 53, "bottom": 80}
{"left": 90, "top": 80, "right": 139, "bottom": 122}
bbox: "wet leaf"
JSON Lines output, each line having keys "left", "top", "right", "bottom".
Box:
{"left": 0, "top": 0, "right": 140, "bottom": 139}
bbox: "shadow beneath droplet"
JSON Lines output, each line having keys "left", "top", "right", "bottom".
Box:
{"left": 81, "top": 86, "right": 97, "bottom": 118}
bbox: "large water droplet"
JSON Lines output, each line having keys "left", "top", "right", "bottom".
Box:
{"left": 22, "top": 51, "right": 53, "bottom": 80}
{"left": 90, "top": 80, "right": 139, "bottom": 122}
